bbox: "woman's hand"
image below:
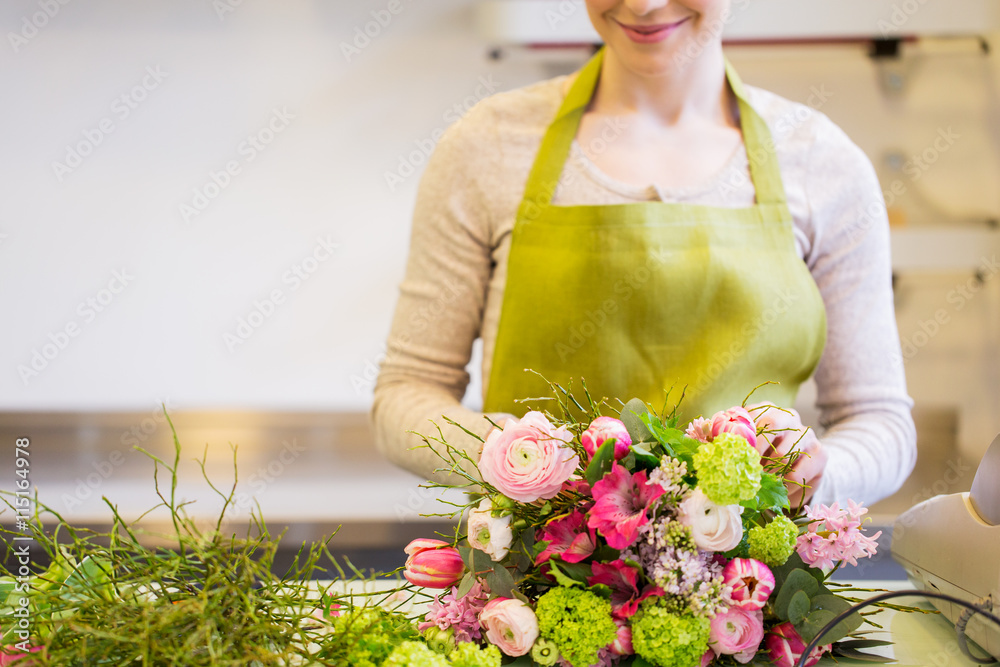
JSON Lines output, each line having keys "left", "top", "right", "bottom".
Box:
{"left": 748, "top": 403, "right": 828, "bottom": 508}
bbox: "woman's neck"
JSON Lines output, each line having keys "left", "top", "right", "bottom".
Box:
{"left": 589, "top": 47, "right": 733, "bottom": 128}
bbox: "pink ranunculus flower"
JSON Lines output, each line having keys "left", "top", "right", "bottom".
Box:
{"left": 403, "top": 538, "right": 464, "bottom": 589}
{"left": 581, "top": 416, "right": 632, "bottom": 460}
{"left": 479, "top": 412, "right": 579, "bottom": 503}
{"left": 678, "top": 488, "right": 744, "bottom": 552}
{"left": 710, "top": 608, "right": 764, "bottom": 663}
{"left": 479, "top": 597, "right": 539, "bottom": 657}
{"left": 765, "top": 622, "right": 831, "bottom": 667}
{"left": 711, "top": 407, "right": 758, "bottom": 449}
{"left": 588, "top": 463, "right": 665, "bottom": 550}
{"left": 535, "top": 511, "right": 597, "bottom": 565}
{"left": 722, "top": 558, "right": 775, "bottom": 611}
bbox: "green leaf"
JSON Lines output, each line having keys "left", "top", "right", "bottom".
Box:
{"left": 775, "top": 569, "right": 820, "bottom": 620}
{"left": 836, "top": 640, "right": 895, "bottom": 650}
{"left": 631, "top": 657, "right": 656, "bottom": 667}
{"left": 620, "top": 398, "right": 654, "bottom": 443}
{"left": 772, "top": 552, "right": 824, "bottom": 592}
{"left": 830, "top": 647, "right": 897, "bottom": 663}
{"left": 486, "top": 562, "right": 517, "bottom": 598}
{"left": 510, "top": 530, "right": 534, "bottom": 573}
{"left": 755, "top": 472, "right": 790, "bottom": 511}
{"left": 469, "top": 548, "right": 494, "bottom": 578}
{"left": 458, "top": 545, "right": 474, "bottom": 570}
{"left": 585, "top": 438, "right": 617, "bottom": 487}
{"left": 511, "top": 588, "right": 530, "bottom": 604}
{"left": 629, "top": 443, "right": 661, "bottom": 470}
{"left": 788, "top": 590, "right": 811, "bottom": 624}
{"left": 455, "top": 572, "right": 476, "bottom": 598}
{"left": 796, "top": 609, "right": 837, "bottom": 642}
{"left": 806, "top": 594, "right": 864, "bottom": 643}
{"left": 546, "top": 561, "right": 582, "bottom": 588}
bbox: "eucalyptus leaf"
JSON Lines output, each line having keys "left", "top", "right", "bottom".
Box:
{"left": 775, "top": 569, "right": 820, "bottom": 620}
{"left": 486, "top": 562, "right": 517, "bottom": 598}
{"left": 806, "top": 595, "right": 864, "bottom": 643}
{"left": 796, "top": 608, "right": 837, "bottom": 642}
{"left": 458, "top": 545, "right": 473, "bottom": 570}
{"left": 788, "top": 590, "right": 811, "bottom": 624}
{"left": 470, "top": 548, "right": 494, "bottom": 578}
{"left": 620, "top": 398, "right": 654, "bottom": 443}
{"left": 455, "top": 572, "right": 476, "bottom": 598}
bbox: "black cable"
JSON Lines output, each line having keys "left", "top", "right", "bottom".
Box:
{"left": 797, "top": 590, "right": 1000, "bottom": 667}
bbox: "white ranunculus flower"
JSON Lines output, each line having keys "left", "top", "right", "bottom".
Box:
{"left": 467, "top": 498, "right": 513, "bottom": 561}
{"left": 678, "top": 488, "right": 744, "bottom": 552}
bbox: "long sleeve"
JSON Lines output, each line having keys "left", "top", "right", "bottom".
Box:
{"left": 802, "top": 116, "right": 918, "bottom": 506}
{"left": 371, "top": 105, "right": 508, "bottom": 484}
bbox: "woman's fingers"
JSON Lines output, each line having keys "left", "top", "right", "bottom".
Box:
{"left": 786, "top": 439, "right": 829, "bottom": 506}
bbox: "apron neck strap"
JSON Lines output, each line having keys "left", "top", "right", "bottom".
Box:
{"left": 519, "top": 48, "right": 788, "bottom": 213}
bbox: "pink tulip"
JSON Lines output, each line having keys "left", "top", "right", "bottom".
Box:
{"left": 722, "top": 558, "right": 775, "bottom": 611}
{"left": 611, "top": 618, "right": 634, "bottom": 656}
{"left": 765, "top": 623, "right": 831, "bottom": 667}
{"left": 709, "top": 608, "right": 764, "bottom": 663}
{"left": 581, "top": 416, "right": 632, "bottom": 460}
{"left": 710, "top": 407, "right": 758, "bottom": 449}
{"left": 403, "top": 538, "right": 464, "bottom": 589}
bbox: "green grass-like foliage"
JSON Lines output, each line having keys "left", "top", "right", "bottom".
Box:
{"left": 0, "top": 412, "right": 422, "bottom": 666}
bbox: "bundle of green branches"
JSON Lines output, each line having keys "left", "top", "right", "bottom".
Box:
{"left": 0, "top": 415, "right": 423, "bottom": 666}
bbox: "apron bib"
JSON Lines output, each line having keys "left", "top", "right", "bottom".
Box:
{"left": 484, "top": 49, "right": 827, "bottom": 421}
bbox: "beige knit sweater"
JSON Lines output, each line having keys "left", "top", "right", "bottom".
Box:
{"left": 372, "top": 73, "right": 917, "bottom": 506}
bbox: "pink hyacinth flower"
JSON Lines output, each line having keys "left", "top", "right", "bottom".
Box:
{"left": 765, "top": 622, "right": 831, "bottom": 667}
{"left": 582, "top": 416, "right": 632, "bottom": 460}
{"left": 403, "top": 538, "right": 465, "bottom": 589}
{"left": 796, "top": 501, "right": 880, "bottom": 570}
{"left": 722, "top": 558, "right": 775, "bottom": 611}
{"left": 710, "top": 407, "right": 758, "bottom": 449}
{"left": 587, "top": 559, "right": 664, "bottom": 620}
{"left": 418, "top": 581, "right": 489, "bottom": 643}
{"left": 587, "top": 463, "right": 665, "bottom": 550}
{"left": 535, "top": 511, "right": 597, "bottom": 565}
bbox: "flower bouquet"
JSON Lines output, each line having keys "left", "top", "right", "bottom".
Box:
{"left": 404, "top": 386, "right": 896, "bottom": 667}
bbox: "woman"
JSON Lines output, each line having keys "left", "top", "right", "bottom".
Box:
{"left": 372, "top": 0, "right": 916, "bottom": 506}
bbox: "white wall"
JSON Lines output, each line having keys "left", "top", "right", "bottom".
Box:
{"left": 1, "top": 2, "right": 998, "bottom": 457}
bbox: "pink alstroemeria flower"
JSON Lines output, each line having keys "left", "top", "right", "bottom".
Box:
{"left": 722, "top": 558, "right": 775, "bottom": 611}
{"left": 588, "top": 463, "right": 665, "bottom": 550}
{"left": 535, "top": 511, "right": 597, "bottom": 565}
{"left": 711, "top": 406, "right": 758, "bottom": 449}
{"left": 588, "top": 559, "right": 664, "bottom": 620}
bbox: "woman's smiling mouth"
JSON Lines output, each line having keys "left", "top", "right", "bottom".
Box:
{"left": 614, "top": 16, "right": 691, "bottom": 43}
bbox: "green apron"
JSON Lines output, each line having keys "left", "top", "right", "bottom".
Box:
{"left": 484, "top": 49, "right": 827, "bottom": 420}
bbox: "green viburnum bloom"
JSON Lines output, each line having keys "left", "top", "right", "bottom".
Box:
{"left": 530, "top": 637, "right": 561, "bottom": 666}
{"left": 449, "top": 641, "right": 502, "bottom": 667}
{"left": 536, "top": 587, "right": 618, "bottom": 667}
{"left": 748, "top": 514, "right": 799, "bottom": 566}
{"left": 692, "top": 431, "right": 763, "bottom": 505}
{"left": 331, "top": 607, "right": 420, "bottom": 667}
{"left": 383, "top": 640, "right": 450, "bottom": 667}
{"left": 631, "top": 599, "right": 711, "bottom": 667}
